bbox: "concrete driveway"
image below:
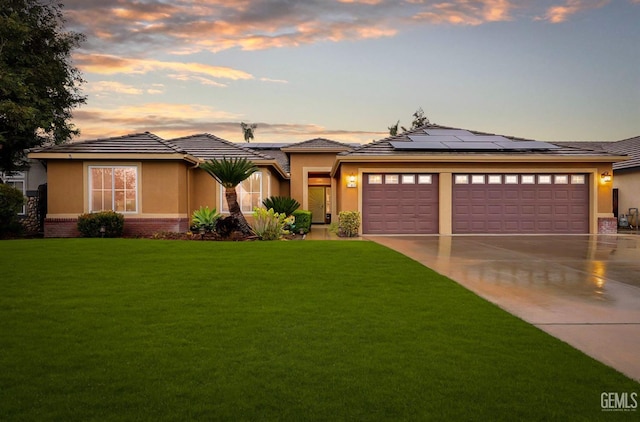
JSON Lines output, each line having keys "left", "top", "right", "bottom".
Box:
{"left": 368, "top": 235, "right": 640, "bottom": 382}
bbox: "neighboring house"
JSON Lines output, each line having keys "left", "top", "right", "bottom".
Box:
{"left": 556, "top": 136, "right": 640, "bottom": 224}
{"left": 1, "top": 159, "right": 47, "bottom": 234}
{"left": 28, "top": 125, "right": 625, "bottom": 237}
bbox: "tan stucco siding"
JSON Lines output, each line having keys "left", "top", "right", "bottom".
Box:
{"left": 190, "top": 169, "right": 219, "bottom": 213}
{"left": 289, "top": 153, "right": 339, "bottom": 206}
{"left": 335, "top": 161, "right": 615, "bottom": 235}
{"left": 47, "top": 161, "right": 84, "bottom": 215}
{"left": 614, "top": 170, "right": 640, "bottom": 219}
{"left": 141, "top": 161, "right": 188, "bottom": 214}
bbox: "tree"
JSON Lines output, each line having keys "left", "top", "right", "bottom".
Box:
{"left": 388, "top": 120, "right": 400, "bottom": 136}
{"left": 199, "top": 157, "right": 258, "bottom": 237}
{"left": 0, "top": 0, "right": 86, "bottom": 173}
{"left": 400, "top": 107, "right": 430, "bottom": 133}
{"left": 240, "top": 122, "right": 257, "bottom": 143}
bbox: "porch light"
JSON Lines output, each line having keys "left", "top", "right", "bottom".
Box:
{"left": 601, "top": 171, "right": 612, "bottom": 183}
{"left": 347, "top": 174, "right": 357, "bottom": 188}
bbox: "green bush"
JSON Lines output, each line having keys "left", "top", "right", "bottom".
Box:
{"left": 0, "top": 183, "right": 26, "bottom": 236}
{"left": 262, "top": 196, "right": 300, "bottom": 216}
{"left": 338, "top": 211, "right": 360, "bottom": 237}
{"left": 77, "top": 211, "right": 124, "bottom": 238}
{"left": 292, "top": 210, "right": 312, "bottom": 234}
{"left": 252, "top": 207, "right": 286, "bottom": 240}
{"left": 190, "top": 206, "right": 221, "bottom": 233}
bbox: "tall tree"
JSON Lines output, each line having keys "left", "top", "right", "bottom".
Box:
{"left": 400, "top": 107, "right": 430, "bottom": 133}
{"left": 0, "top": 0, "right": 86, "bottom": 173}
{"left": 199, "top": 157, "right": 257, "bottom": 237}
{"left": 240, "top": 122, "right": 257, "bottom": 143}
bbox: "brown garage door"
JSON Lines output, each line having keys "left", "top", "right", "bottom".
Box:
{"left": 363, "top": 173, "right": 439, "bottom": 234}
{"left": 452, "top": 174, "right": 589, "bottom": 234}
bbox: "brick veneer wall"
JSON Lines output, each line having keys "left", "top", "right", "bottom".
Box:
{"left": 597, "top": 217, "right": 618, "bottom": 234}
{"left": 44, "top": 217, "right": 189, "bottom": 238}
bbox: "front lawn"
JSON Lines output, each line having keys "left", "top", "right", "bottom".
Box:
{"left": 0, "top": 239, "right": 637, "bottom": 421}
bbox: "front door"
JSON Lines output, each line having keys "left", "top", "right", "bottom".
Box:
{"left": 309, "top": 186, "right": 327, "bottom": 224}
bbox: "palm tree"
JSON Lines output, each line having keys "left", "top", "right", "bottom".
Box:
{"left": 241, "top": 122, "right": 257, "bottom": 143}
{"left": 388, "top": 120, "right": 400, "bottom": 136}
{"left": 199, "top": 157, "right": 258, "bottom": 236}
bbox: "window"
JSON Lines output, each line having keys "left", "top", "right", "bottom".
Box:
{"left": 221, "top": 171, "right": 262, "bottom": 213}
{"left": 2, "top": 172, "right": 26, "bottom": 215}
{"left": 571, "top": 175, "right": 586, "bottom": 184}
{"left": 368, "top": 174, "right": 382, "bottom": 184}
{"left": 455, "top": 175, "right": 469, "bottom": 184}
{"left": 89, "top": 166, "right": 137, "bottom": 213}
{"left": 471, "top": 175, "right": 485, "bottom": 184}
{"left": 521, "top": 175, "right": 535, "bottom": 184}
{"left": 385, "top": 175, "right": 399, "bottom": 184}
{"left": 418, "top": 175, "right": 432, "bottom": 184}
{"left": 504, "top": 175, "right": 518, "bottom": 184}
{"left": 402, "top": 174, "right": 415, "bottom": 184}
{"left": 488, "top": 175, "right": 502, "bottom": 184}
{"left": 538, "top": 175, "right": 552, "bottom": 184}
{"left": 554, "top": 175, "right": 568, "bottom": 184}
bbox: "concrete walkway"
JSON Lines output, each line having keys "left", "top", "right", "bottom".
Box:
{"left": 367, "top": 235, "right": 640, "bottom": 382}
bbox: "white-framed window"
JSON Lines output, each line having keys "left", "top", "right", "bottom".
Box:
{"left": 505, "top": 175, "right": 519, "bottom": 184}
{"left": 2, "top": 172, "right": 26, "bottom": 215}
{"left": 521, "top": 175, "right": 535, "bottom": 184}
{"left": 455, "top": 175, "right": 469, "bottom": 184}
{"left": 555, "top": 175, "right": 568, "bottom": 184}
{"left": 221, "top": 171, "right": 262, "bottom": 213}
{"left": 385, "top": 175, "right": 399, "bottom": 184}
{"left": 418, "top": 174, "right": 432, "bottom": 184}
{"left": 471, "top": 175, "right": 485, "bottom": 184}
{"left": 538, "top": 175, "right": 552, "bottom": 184}
{"left": 488, "top": 175, "right": 502, "bottom": 184}
{"left": 368, "top": 174, "right": 382, "bottom": 184}
{"left": 89, "top": 166, "right": 138, "bottom": 213}
{"left": 571, "top": 175, "right": 586, "bottom": 184}
{"left": 402, "top": 174, "right": 415, "bottom": 184}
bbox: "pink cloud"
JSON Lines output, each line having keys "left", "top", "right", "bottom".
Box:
{"left": 540, "top": 0, "right": 611, "bottom": 23}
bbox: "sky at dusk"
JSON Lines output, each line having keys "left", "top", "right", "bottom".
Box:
{"left": 62, "top": 0, "right": 640, "bottom": 144}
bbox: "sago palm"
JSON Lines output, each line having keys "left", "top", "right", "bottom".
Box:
{"left": 199, "top": 157, "right": 258, "bottom": 236}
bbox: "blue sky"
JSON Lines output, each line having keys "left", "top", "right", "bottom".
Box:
{"left": 64, "top": 0, "right": 640, "bottom": 144}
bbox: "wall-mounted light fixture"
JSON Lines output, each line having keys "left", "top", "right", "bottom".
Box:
{"left": 601, "top": 171, "right": 612, "bottom": 183}
{"left": 347, "top": 174, "right": 357, "bottom": 188}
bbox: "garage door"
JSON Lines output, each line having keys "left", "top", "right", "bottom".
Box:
{"left": 363, "top": 173, "right": 439, "bottom": 234}
{"left": 452, "top": 174, "right": 589, "bottom": 234}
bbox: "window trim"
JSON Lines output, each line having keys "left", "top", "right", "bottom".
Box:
{"left": 88, "top": 165, "right": 139, "bottom": 213}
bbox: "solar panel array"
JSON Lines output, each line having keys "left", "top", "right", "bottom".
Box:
{"left": 392, "top": 129, "right": 560, "bottom": 151}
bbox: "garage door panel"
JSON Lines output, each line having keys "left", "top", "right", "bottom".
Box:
{"left": 453, "top": 173, "right": 589, "bottom": 234}
{"left": 363, "top": 173, "right": 438, "bottom": 234}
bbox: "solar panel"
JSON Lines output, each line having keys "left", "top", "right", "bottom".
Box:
{"left": 408, "top": 135, "right": 460, "bottom": 143}
{"left": 495, "top": 141, "right": 561, "bottom": 150}
{"left": 423, "top": 129, "right": 474, "bottom": 136}
{"left": 390, "top": 141, "right": 448, "bottom": 150}
{"left": 455, "top": 135, "right": 510, "bottom": 143}
{"left": 442, "top": 142, "right": 505, "bottom": 150}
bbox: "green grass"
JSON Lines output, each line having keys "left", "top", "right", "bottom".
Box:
{"left": 0, "top": 239, "right": 637, "bottom": 421}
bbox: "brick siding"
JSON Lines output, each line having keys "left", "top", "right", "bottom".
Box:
{"left": 44, "top": 217, "right": 189, "bottom": 238}
{"left": 597, "top": 217, "right": 618, "bottom": 234}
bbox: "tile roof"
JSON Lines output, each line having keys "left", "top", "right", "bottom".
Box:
{"left": 30, "top": 132, "right": 186, "bottom": 155}
{"left": 555, "top": 136, "right": 640, "bottom": 170}
{"left": 167, "top": 133, "right": 273, "bottom": 162}
{"left": 339, "top": 124, "right": 624, "bottom": 159}
{"left": 282, "top": 138, "right": 355, "bottom": 151}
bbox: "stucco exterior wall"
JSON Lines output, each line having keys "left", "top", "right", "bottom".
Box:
{"left": 614, "top": 169, "right": 640, "bottom": 219}
{"left": 289, "top": 153, "right": 340, "bottom": 208}
{"left": 141, "top": 161, "right": 188, "bottom": 215}
{"left": 47, "top": 161, "right": 84, "bottom": 215}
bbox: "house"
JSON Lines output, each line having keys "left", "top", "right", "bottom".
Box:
{"left": 28, "top": 125, "right": 626, "bottom": 237}
{"left": 556, "top": 136, "right": 640, "bottom": 225}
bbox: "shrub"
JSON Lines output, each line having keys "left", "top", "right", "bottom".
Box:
{"left": 262, "top": 196, "right": 300, "bottom": 216}
{"left": 0, "top": 183, "right": 26, "bottom": 236}
{"left": 77, "top": 211, "right": 124, "bottom": 238}
{"left": 338, "top": 211, "right": 360, "bottom": 237}
{"left": 252, "top": 207, "right": 286, "bottom": 240}
{"left": 292, "top": 210, "right": 312, "bottom": 234}
{"left": 191, "top": 206, "right": 220, "bottom": 233}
